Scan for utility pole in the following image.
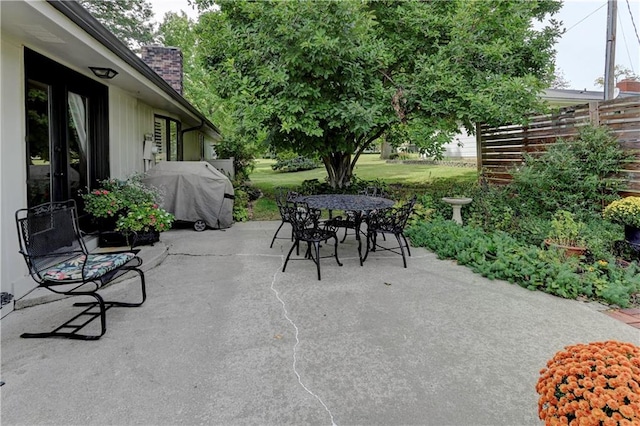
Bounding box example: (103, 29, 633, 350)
(604, 0, 617, 100)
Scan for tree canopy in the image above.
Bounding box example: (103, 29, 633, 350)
(79, 0, 156, 49)
(197, 0, 562, 187)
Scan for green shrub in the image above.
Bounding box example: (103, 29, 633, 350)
(271, 156, 321, 173)
(509, 125, 629, 218)
(216, 137, 258, 182)
(232, 188, 249, 222)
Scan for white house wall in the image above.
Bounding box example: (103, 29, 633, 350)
(1, 35, 31, 307)
(183, 132, 200, 161)
(108, 87, 153, 178)
(442, 132, 478, 159)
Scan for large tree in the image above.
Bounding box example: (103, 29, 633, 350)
(79, 0, 156, 49)
(196, 0, 562, 188)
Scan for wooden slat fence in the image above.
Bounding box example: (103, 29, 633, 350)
(478, 95, 640, 196)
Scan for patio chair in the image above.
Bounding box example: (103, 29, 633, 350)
(363, 196, 416, 268)
(333, 187, 390, 243)
(15, 200, 146, 340)
(362, 185, 389, 198)
(282, 202, 342, 280)
(269, 188, 300, 248)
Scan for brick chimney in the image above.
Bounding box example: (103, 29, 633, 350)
(616, 79, 640, 93)
(141, 46, 183, 95)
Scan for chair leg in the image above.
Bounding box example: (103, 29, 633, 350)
(21, 292, 106, 340)
(401, 233, 411, 256)
(341, 227, 349, 243)
(270, 221, 286, 248)
(98, 267, 147, 307)
(363, 232, 373, 263)
(314, 241, 321, 280)
(333, 235, 343, 267)
(282, 240, 298, 272)
(395, 233, 408, 268)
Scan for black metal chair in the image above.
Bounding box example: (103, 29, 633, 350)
(270, 188, 300, 248)
(333, 187, 389, 243)
(363, 196, 416, 268)
(282, 203, 342, 280)
(15, 200, 146, 340)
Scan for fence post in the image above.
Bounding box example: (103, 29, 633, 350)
(589, 101, 600, 126)
(476, 123, 483, 173)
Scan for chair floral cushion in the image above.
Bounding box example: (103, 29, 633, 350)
(42, 252, 136, 282)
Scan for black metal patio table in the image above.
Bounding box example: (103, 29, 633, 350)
(292, 194, 395, 266)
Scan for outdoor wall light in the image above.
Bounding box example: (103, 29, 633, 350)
(89, 66, 118, 79)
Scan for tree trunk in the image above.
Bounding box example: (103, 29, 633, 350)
(323, 152, 353, 189)
(380, 140, 393, 159)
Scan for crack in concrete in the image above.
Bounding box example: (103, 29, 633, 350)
(270, 255, 337, 426)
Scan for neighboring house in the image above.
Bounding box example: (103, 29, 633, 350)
(441, 81, 640, 159)
(0, 0, 221, 313)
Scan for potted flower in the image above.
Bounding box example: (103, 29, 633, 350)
(82, 188, 125, 219)
(116, 202, 174, 247)
(544, 210, 587, 257)
(603, 197, 640, 246)
(536, 340, 640, 425)
(81, 175, 168, 246)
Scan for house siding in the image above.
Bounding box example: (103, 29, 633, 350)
(183, 132, 201, 160)
(108, 87, 154, 178)
(1, 36, 32, 305)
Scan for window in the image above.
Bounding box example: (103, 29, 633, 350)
(154, 115, 181, 161)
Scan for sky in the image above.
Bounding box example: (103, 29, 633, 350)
(151, 0, 640, 91)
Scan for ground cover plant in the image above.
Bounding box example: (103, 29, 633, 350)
(406, 126, 640, 307)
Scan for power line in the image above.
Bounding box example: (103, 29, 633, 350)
(565, 1, 608, 33)
(625, 0, 640, 46)
(618, 9, 637, 72)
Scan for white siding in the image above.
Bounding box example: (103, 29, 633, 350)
(183, 131, 201, 160)
(442, 131, 477, 159)
(1, 36, 31, 305)
(108, 87, 153, 178)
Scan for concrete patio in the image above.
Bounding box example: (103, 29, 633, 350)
(1, 221, 639, 425)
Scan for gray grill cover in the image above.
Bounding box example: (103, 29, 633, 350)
(142, 161, 234, 229)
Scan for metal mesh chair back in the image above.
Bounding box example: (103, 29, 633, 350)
(270, 188, 303, 248)
(364, 196, 416, 268)
(361, 186, 389, 198)
(368, 196, 416, 232)
(15, 200, 87, 283)
(281, 202, 342, 280)
(286, 203, 322, 236)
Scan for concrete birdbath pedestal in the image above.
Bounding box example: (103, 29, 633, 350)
(442, 197, 473, 225)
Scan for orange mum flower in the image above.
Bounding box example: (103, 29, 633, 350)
(537, 341, 640, 425)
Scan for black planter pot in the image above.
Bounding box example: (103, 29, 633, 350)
(94, 214, 122, 233)
(131, 229, 160, 248)
(624, 225, 640, 250)
(99, 231, 129, 247)
(94, 214, 126, 247)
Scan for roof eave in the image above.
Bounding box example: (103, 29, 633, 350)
(47, 0, 221, 138)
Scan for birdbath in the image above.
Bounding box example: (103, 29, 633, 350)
(441, 197, 473, 225)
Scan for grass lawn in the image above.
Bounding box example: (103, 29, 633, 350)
(247, 154, 478, 220)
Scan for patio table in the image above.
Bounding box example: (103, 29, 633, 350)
(292, 194, 395, 266)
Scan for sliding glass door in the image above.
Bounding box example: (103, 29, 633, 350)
(25, 49, 109, 229)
